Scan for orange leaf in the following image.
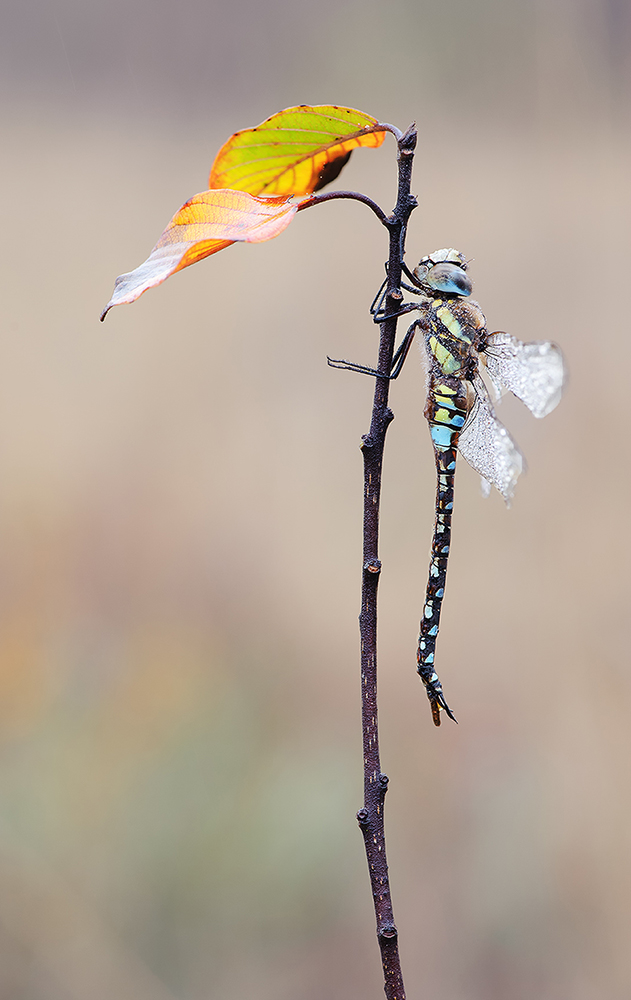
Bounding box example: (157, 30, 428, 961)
(208, 105, 387, 196)
(101, 189, 297, 319)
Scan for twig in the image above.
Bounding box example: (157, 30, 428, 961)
(297, 189, 388, 225)
(356, 123, 417, 1000)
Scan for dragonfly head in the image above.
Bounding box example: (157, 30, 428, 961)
(413, 248, 472, 297)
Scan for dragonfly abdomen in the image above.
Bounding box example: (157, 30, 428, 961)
(417, 377, 470, 725)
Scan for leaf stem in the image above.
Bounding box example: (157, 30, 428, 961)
(356, 122, 417, 1000)
(377, 121, 405, 142)
(297, 190, 388, 226)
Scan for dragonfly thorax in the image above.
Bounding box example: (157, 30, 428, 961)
(413, 248, 472, 298)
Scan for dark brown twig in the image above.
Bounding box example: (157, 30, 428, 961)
(355, 124, 417, 1000)
(304, 126, 417, 997)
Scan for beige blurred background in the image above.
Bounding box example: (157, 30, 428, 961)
(0, 1, 630, 997)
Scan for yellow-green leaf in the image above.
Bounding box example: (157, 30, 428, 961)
(208, 105, 387, 196)
(101, 190, 297, 319)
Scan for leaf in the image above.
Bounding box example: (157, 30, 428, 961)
(101, 189, 297, 319)
(102, 105, 387, 318)
(208, 105, 387, 196)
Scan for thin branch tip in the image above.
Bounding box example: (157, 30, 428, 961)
(400, 122, 417, 146)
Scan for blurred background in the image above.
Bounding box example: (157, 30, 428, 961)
(0, 0, 630, 997)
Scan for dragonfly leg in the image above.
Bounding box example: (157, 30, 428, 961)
(369, 274, 389, 318)
(328, 320, 420, 380)
(372, 300, 420, 324)
(370, 261, 423, 324)
(327, 357, 393, 378)
(389, 319, 419, 378)
(401, 260, 422, 288)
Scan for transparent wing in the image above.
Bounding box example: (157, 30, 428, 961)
(482, 332, 565, 418)
(458, 375, 524, 504)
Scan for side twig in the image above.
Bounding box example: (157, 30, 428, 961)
(357, 124, 417, 1000)
(297, 189, 388, 225)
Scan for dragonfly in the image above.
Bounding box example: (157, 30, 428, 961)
(329, 248, 566, 725)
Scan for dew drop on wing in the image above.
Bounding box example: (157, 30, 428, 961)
(457, 375, 524, 504)
(482, 333, 566, 419)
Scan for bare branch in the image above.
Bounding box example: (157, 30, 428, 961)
(354, 123, 418, 1000)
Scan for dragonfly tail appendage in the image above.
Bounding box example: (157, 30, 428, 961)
(428, 691, 458, 727)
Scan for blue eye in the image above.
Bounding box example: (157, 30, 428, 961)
(426, 263, 472, 296)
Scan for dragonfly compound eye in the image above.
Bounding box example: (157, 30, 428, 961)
(425, 262, 472, 297)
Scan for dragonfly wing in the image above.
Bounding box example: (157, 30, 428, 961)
(482, 332, 565, 418)
(458, 375, 524, 504)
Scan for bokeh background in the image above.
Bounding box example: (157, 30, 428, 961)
(1, 1, 630, 997)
